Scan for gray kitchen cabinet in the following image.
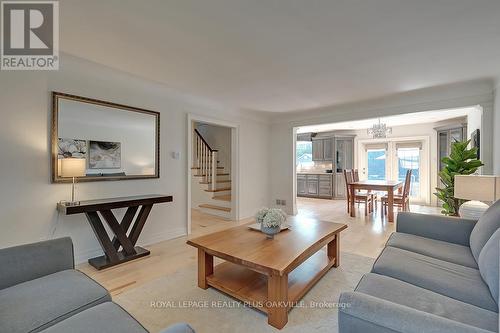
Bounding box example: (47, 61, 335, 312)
(296, 133, 353, 199)
(323, 138, 334, 160)
(437, 125, 466, 172)
(297, 174, 332, 198)
(312, 138, 334, 161)
(297, 176, 307, 195)
(306, 175, 319, 195)
(436, 124, 466, 187)
(335, 173, 346, 198)
(334, 136, 354, 199)
(312, 140, 324, 161)
(335, 137, 354, 173)
(318, 175, 333, 197)
(307, 181, 319, 195)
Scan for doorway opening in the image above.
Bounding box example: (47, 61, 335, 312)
(187, 115, 239, 235)
(292, 106, 483, 216)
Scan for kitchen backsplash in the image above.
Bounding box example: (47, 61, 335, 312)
(297, 161, 333, 173)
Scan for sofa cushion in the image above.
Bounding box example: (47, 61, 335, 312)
(160, 323, 196, 333)
(470, 199, 500, 262)
(386, 232, 478, 268)
(372, 246, 497, 312)
(478, 228, 500, 306)
(40, 302, 147, 333)
(355, 273, 498, 332)
(0, 269, 111, 333)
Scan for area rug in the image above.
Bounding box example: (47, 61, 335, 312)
(115, 252, 374, 333)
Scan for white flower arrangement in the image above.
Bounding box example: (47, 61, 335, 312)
(256, 207, 287, 228)
(255, 207, 270, 223)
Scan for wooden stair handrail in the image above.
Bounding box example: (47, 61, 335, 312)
(193, 128, 221, 191)
(194, 129, 218, 152)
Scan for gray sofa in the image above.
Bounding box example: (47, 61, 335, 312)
(0, 237, 194, 333)
(339, 199, 500, 333)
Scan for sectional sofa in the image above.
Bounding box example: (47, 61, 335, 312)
(339, 200, 500, 333)
(0, 237, 193, 333)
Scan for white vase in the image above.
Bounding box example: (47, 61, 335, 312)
(260, 225, 280, 239)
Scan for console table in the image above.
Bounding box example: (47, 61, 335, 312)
(57, 194, 173, 270)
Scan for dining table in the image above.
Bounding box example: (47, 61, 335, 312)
(348, 180, 404, 222)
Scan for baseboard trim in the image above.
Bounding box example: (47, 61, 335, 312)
(74, 227, 187, 265)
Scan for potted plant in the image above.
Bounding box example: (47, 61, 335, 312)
(434, 139, 483, 216)
(255, 208, 287, 239)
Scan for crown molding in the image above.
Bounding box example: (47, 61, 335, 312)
(270, 80, 495, 125)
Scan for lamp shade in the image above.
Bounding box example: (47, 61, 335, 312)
(454, 175, 500, 202)
(60, 158, 86, 178)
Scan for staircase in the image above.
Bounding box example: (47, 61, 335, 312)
(192, 129, 232, 219)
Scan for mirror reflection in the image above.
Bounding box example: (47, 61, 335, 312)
(52, 93, 159, 182)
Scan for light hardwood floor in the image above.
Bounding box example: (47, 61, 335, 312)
(79, 198, 440, 296)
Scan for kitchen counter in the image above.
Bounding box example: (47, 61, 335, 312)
(297, 172, 333, 175)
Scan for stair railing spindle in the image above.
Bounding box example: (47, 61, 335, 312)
(211, 151, 217, 191)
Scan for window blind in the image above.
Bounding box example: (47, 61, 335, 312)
(364, 143, 388, 150)
(396, 141, 423, 150)
(297, 133, 313, 141)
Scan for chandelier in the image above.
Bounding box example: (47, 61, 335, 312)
(367, 118, 392, 138)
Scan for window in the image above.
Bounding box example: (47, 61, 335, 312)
(296, 141, 313, 168)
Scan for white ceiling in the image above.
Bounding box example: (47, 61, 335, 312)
(296, 107, 475, 133)
(61, 0, 500, 112)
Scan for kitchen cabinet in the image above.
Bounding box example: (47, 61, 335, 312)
(297, 175, 307, 195)
(312, 140, 324, 161)
(334, 136, 354, 199)
(297, 174, 333, 198)
(435, 124, 467, 199)
(319, 175, 333, 197)
(323, 138, 334, 160)
(297, 133, 354, 199)
(437, 125, 467, 178)
(306, 175, 319, 195)
(335, 173, 346, 198)
(312, 138, 334, 161)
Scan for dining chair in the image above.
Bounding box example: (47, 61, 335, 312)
(381, 169, 412, 215)
(344, 169, 374, 216)
(353, 168, 378, 209)
(353, 169, 360, 182)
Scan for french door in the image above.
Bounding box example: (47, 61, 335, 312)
(361, 140, 427, 203)
(366, 145, 387, 181)
(395, 143, 422, 199)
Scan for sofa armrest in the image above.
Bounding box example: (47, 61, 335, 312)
(0, 237, 74, 290)
(339, 292, 493, 333)
(396, 212, 477, 246)
(159, 323, 195, 333)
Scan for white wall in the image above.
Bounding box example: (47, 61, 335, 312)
(466, 108, 482, 144)
(0, 54, 271, 263)
(270, 81, 495, 215)
(494, 87, 500, 174)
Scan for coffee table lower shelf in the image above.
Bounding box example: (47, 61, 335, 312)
(206, 250, 335, 315)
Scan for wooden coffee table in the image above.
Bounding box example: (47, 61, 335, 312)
(187, 220, 347, 329)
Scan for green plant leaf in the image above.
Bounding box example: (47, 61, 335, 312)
(434, 139, 482, 216)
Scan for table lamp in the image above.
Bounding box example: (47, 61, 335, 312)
(60, 158, 86, 206)
(454, 175, 500, 219)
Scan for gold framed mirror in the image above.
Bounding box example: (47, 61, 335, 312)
(51, 92, 160, 183)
